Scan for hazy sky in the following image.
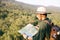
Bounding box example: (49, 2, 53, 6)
(16, 0, 60, 7)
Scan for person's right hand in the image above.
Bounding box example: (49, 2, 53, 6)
(22, 34, 27, 39)
(28, 37, 32, 40)
(35, 25, 39, 30)
(22, 34, 32, 40)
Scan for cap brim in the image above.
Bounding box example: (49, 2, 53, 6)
(46, 13, 51, 14)
(36, 13, 51, 14)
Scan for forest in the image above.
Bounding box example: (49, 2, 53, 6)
(0, 0, 60, 40)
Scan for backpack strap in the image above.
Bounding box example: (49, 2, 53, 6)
(44, 20, 53, 27)
(44, 20, 50, 24)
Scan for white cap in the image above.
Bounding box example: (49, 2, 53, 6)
(36, 7, 46, 14)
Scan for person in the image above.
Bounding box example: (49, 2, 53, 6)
(23, 7, 52, 40)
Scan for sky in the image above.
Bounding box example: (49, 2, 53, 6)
(15, 0, 60, 7)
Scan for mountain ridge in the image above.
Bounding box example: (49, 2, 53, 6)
(1, 0, 60, 13)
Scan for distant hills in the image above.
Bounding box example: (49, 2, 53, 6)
(1, 0, 60, 13)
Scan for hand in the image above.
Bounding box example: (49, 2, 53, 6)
(22, 34, 32, 40)
(22, 34, 27, 39)
(28, 37, 32, 40)
(35, 25, 39, 30)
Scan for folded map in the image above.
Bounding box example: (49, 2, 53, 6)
(18, 24, 38, 37)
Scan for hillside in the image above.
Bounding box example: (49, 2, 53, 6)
(1, 0, 60, 13)
(0, 0, 60, 40)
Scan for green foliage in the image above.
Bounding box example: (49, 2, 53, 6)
(0, 1, 35, 40)
(0, 1, 60, 40)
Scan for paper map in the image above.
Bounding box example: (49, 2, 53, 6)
(18, 24, 38, 37)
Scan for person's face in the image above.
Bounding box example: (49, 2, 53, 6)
(36, 13, 42, 20)
(36, 13, 46, 20)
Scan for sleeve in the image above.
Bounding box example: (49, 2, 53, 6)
(36, 22, 47, 40)
(38, 22, 47, 30)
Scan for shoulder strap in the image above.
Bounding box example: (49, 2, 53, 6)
(44, 20, 50, 24)
(44, 20, 53, 26)
(44, 20, 55, 28)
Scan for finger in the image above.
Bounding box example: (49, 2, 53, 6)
(28, 37, 32, 40)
